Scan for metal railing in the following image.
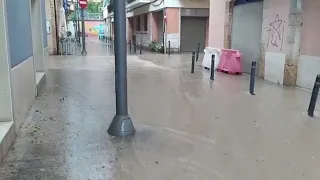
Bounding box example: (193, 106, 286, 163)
(86, 13, 103, 20)
(108, 0, 144, 13)
(59, 37, 81, 55)
(67, 11, 103, 21)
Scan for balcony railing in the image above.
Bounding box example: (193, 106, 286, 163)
(107, 0, 151, 14)
(67, 11, 104, 21)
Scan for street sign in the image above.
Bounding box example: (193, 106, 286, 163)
(63, 0, 68, 12)
(79, 0, 88, 9)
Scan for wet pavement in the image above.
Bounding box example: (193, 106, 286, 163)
(1, 41, 320, 179)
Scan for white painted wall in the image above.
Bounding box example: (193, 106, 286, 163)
(297, 0, 320, 89)
(125, 0, 209, 17)
(262, 0, 289, 84)
(297, 56, 320, 89)
(0, 0, 14, 123)
(30, 0, 45, 73)
(11, 57, 37, 131)
(165, 0, 209, 8)
(127, 2, 164, 17)
(103, 6, 108, 19)
(264, 52, 285, 84)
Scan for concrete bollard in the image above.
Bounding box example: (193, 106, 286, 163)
(249, 61, 257, 95)
(191, 52, 195, 74)
(308, 74, 320, 117)
(168, 41, 171, 55)
(210, 54, 215, 81)
(196, 43, 200, 61)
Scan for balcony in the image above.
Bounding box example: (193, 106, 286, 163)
(126, 0, 151, 10)
(107, 0, 151, 14)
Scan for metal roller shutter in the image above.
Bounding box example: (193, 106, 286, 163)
(231, 1, 263, 74)
(180, 17, 206, 52)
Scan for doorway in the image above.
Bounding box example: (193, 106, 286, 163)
(231, 1, 263, 74)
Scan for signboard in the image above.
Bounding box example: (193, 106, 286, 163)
(63, 0, 68, 12)
(79, 0, 88, 9)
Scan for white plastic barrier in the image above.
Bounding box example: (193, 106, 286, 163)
(202, 47, 222, 70)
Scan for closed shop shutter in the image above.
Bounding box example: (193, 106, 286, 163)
(180, 17, 206, 52)
(231, 1, 263, 73)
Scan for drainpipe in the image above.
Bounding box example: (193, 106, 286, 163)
(53, 0, 59, 54)
(163, 9, 167, 54)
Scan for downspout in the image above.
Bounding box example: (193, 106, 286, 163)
(225, 0, 235, 49)
(53, 0, 59, 54)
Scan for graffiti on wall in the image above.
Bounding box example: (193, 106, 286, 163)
(267, 15, 285, 51)
(84, 21, 104, 37)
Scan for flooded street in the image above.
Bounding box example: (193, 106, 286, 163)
(1, 42, 320, 179)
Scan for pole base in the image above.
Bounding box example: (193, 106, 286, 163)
(107, 115, 135, 137)
(81, 50, 87, 55)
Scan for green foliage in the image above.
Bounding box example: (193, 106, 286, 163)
(67, 11, 76, 21)
(87, 0, 103, 13)
(149, 41, 164, 53)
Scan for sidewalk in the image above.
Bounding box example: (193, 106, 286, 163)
(0, 53, 320, 179)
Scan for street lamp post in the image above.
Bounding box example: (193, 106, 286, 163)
(107, 0, 135, 136)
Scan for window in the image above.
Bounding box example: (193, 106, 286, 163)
(136, 16, 141, 31)
(143, 14, 148, 31)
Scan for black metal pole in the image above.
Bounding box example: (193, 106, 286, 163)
(308, 74, 320, 117)
(196, 43, 200, 61)
(76, 1, 81, 46)
(250, 61, 256, 95)
(108, 0, 135, 137)
(140, 44, 142, 54)
(191, 52, 195, 73)
(210, 55, 215, 81)
(134, 40, 136, 53)
(129, 40, 131, 52)
(74, 20, 77, 43)
(168, 41, 171, 55)
(80, 8, 87, 55)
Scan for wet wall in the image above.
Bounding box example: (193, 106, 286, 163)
(6, 0, 33, 68)
(41, 0, 48, 48)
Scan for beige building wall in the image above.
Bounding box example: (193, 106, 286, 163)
(297, 0, 320, 89)
(45, 0, 59, 55)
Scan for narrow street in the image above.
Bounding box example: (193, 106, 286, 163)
(0, 40, 320, 179)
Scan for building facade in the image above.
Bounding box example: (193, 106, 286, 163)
(208, 0, 320, 90)
(104, 0, 210, 53)
(0, 0, 47, 162)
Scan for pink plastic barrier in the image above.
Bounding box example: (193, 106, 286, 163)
(217, 49, 242, 74)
